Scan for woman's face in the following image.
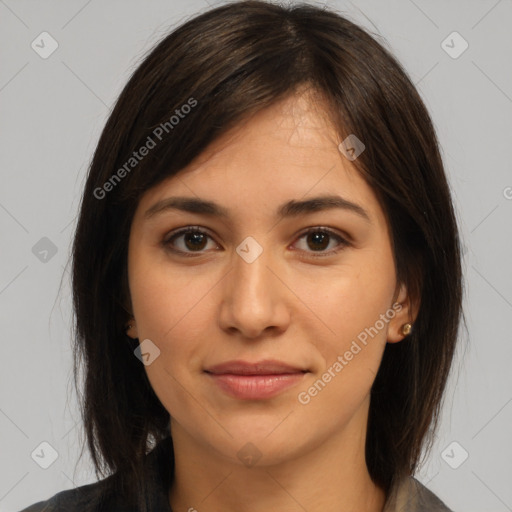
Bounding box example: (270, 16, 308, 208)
(127, 91, 412, 467)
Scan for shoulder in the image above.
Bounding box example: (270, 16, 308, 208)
(384, 476, 454, 512)
(18, 475, 121, 512)
(19, 436, 174, 512)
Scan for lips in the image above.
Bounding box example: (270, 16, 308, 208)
(204, 359, 308, 400)
(205, 359, 307, 375)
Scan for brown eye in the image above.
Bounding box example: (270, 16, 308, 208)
(306, 231, 330, 251)
(293, 228, 349, 256)
(163, 226, 349, 258)
(163, 227, 219, 255)
(183, 232, 208, 251)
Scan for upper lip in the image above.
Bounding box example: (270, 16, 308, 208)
(205, 359, 308, 375)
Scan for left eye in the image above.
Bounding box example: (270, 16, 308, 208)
(293, 228, 348, 255)
(162, 227, 348, 256)
(163, 227, 218, 254)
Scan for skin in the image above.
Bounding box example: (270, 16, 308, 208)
(126, 88, 417, 512)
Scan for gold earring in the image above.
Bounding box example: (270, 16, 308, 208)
(401, 323, 412, 336)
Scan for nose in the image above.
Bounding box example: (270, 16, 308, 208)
(218, 245, 291, 339)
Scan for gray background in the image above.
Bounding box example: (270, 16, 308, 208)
(1, 0, 511, 511)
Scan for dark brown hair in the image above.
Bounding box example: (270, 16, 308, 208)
(71, 0, 463, 506)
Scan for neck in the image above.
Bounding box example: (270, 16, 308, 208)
(168, 402, 386, 512)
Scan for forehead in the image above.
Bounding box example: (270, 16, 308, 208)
(187, 89, 341, 172)
(133, 90, 383, 227)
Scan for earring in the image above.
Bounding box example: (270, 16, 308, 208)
(401, 323, 413, 336)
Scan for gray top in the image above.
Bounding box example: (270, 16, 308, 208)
(20, 436, 453, 511)
(383, 475, 453, 511)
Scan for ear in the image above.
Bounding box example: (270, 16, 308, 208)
(119, 262, 138, 338)
(387, 282, 420, 343)
(125, 319, 139, 340)
(120, 272, 139, 339)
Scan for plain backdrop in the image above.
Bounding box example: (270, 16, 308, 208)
(1, 1, 511, 511)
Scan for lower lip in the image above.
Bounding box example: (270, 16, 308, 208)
(206, 372, 306, 400)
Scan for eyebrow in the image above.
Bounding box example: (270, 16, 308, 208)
(144, 194, 371, 223)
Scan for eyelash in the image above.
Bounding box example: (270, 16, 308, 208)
(161, 226, 350, 258)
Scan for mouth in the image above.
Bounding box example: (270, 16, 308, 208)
(204, 359, 309, 400)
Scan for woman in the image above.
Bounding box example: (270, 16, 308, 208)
(21, 1, 462, 511)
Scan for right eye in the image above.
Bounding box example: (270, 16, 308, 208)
(162, 226, 221, 256)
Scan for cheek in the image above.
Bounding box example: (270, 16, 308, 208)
(129, 254, 222, 374)
(297, 249, 396, 375)
(312, 259, 394, 332)
(129, 261, 216, 418)
(130, 248, 203, 339)
(294, 258, 396, 420)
